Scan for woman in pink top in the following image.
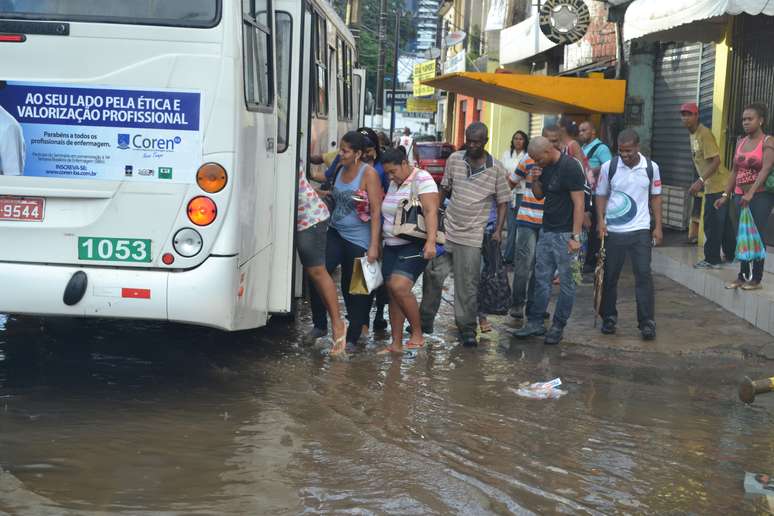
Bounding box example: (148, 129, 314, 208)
(378, 148, 439, 354)
(296, 168, 347, 355)
(715, 103, 774, 290)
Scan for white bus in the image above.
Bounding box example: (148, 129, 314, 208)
(0, 0, 365, 331)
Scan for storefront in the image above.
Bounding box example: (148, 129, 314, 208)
(651, 42, 716, 188)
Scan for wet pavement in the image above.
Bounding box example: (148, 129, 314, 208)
(3, 272, 774, 514)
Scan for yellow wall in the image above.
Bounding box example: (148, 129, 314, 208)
(711, 21, 734, 162)
(484, 62, 530, 160)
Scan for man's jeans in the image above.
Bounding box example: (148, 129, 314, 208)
(528, 231, 576, 329)
(511, 225, 539, 312)
(420, 241, 481, 339)
(600, 229, 654, 327)
(703, 192, 735, 264)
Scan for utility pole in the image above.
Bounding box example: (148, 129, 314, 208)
(374, 0, 387, 130)
(389, 10, 400, 143)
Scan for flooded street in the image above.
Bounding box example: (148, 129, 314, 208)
(2, 298, 774, 515)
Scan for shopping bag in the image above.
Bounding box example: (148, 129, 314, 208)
(736, 206, 767, 263)
(349, 256, 383, 295)
(477, 234, 511, 315)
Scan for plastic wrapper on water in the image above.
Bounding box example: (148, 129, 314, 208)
(511, 378, 567, 400)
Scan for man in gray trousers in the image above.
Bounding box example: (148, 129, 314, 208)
(417, 122, 511, 347)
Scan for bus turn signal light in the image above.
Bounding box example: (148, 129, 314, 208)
(187, 196, 217, 226)
(196, 163, 227, 193)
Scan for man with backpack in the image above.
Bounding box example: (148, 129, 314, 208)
(579, 121, 613, 273)
(596, 129, 663, 341)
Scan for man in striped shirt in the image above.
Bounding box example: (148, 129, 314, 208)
(419, 122, 511, 347)
(509, 154, 544, 320)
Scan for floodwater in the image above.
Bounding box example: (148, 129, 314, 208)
(2, 305, 774, 515)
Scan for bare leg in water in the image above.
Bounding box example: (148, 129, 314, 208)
(306, 265, 347, 355)
(381, 275, 424, 353)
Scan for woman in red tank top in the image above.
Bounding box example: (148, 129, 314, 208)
(716, 103, 774, 289)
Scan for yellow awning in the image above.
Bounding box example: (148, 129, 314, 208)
(423, 72, 627, 114)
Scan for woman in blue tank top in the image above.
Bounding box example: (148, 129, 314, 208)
(308, 131, 383, 347)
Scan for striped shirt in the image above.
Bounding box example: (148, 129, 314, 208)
(382, 168, 438, 246)
(441, 150, 511, 248)
(510, 156, 544, 229)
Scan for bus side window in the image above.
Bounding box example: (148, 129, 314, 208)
(313, 12, 328, 118)
(336, 37, 345, 121)
(345, 44, 353, 120)
(243, 0, 273, 110)
(275, 11, 292, 153)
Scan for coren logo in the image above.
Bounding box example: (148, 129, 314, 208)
(116, 134, 182, 152)
(117, 133, 130, 150)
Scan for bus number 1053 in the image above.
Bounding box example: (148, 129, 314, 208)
(78, 237, 152, 263)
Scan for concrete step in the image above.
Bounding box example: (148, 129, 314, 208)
(652, 246, 774, 337)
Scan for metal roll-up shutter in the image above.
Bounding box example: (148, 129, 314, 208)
(652, 42, 703, 188)
(699, 43, 716, 128)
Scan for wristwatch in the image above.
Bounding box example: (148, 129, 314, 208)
(571, 233, 581, 242)
(698, 176, 706, 184)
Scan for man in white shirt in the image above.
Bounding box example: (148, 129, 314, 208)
(596, 129, 663, 341)
(0, 104, 25, 176)
(398, 127, 413, 162)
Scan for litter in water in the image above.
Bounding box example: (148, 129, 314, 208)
(511, 378, 567, 400)
(743, 472, 774, 495)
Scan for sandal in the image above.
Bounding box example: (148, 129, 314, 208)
(329, 325, 348, 357)
(742, 282, 763, 291)
(725, 279, 745, 290)
(479, 320, 493, 333)
(405, 339, 425, 350)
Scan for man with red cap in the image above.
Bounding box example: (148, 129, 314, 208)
(680, 102, 735, 268)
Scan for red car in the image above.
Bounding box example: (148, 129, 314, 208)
(412, 142, 456, 184)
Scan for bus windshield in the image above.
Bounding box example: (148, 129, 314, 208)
(0, 0, 220, 28)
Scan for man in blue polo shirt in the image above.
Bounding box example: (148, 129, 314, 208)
(579, 121, 612, 274)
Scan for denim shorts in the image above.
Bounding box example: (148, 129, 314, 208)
(296, 219, 328, 268)
(382, 242, 427, 282)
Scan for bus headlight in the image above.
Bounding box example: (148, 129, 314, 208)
(173, 228, 203, 257)
(197, 163, 228, 193)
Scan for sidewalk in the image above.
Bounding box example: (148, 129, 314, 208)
(652, 243, 774, 339)
(427, 264, 774, 361)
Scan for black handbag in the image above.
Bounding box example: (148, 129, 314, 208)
(392, 173, 446, 245)
(477, 234, 511, 315)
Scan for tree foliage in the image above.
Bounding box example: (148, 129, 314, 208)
(332, 0, 419, 96)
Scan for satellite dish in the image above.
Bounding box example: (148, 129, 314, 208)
(444, 30, 466, 47)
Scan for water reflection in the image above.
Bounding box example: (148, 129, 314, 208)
(0, 310, 774, 514)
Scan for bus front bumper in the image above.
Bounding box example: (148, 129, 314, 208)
(0, 256, 239, 330)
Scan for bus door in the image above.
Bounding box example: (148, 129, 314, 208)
(353, 68, 366, 128)
(267, 2, 305, 313)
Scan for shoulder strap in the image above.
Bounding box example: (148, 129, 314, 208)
(586, 142, 602, 161)
(329, 163, 343, 188)
(608, 156, 619, 187)
(646, 158, 654, 196)
(407, 169, 421, 201)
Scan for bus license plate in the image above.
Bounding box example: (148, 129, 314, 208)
(0, 196, 45, 221)
(78, 237, 152, 263)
